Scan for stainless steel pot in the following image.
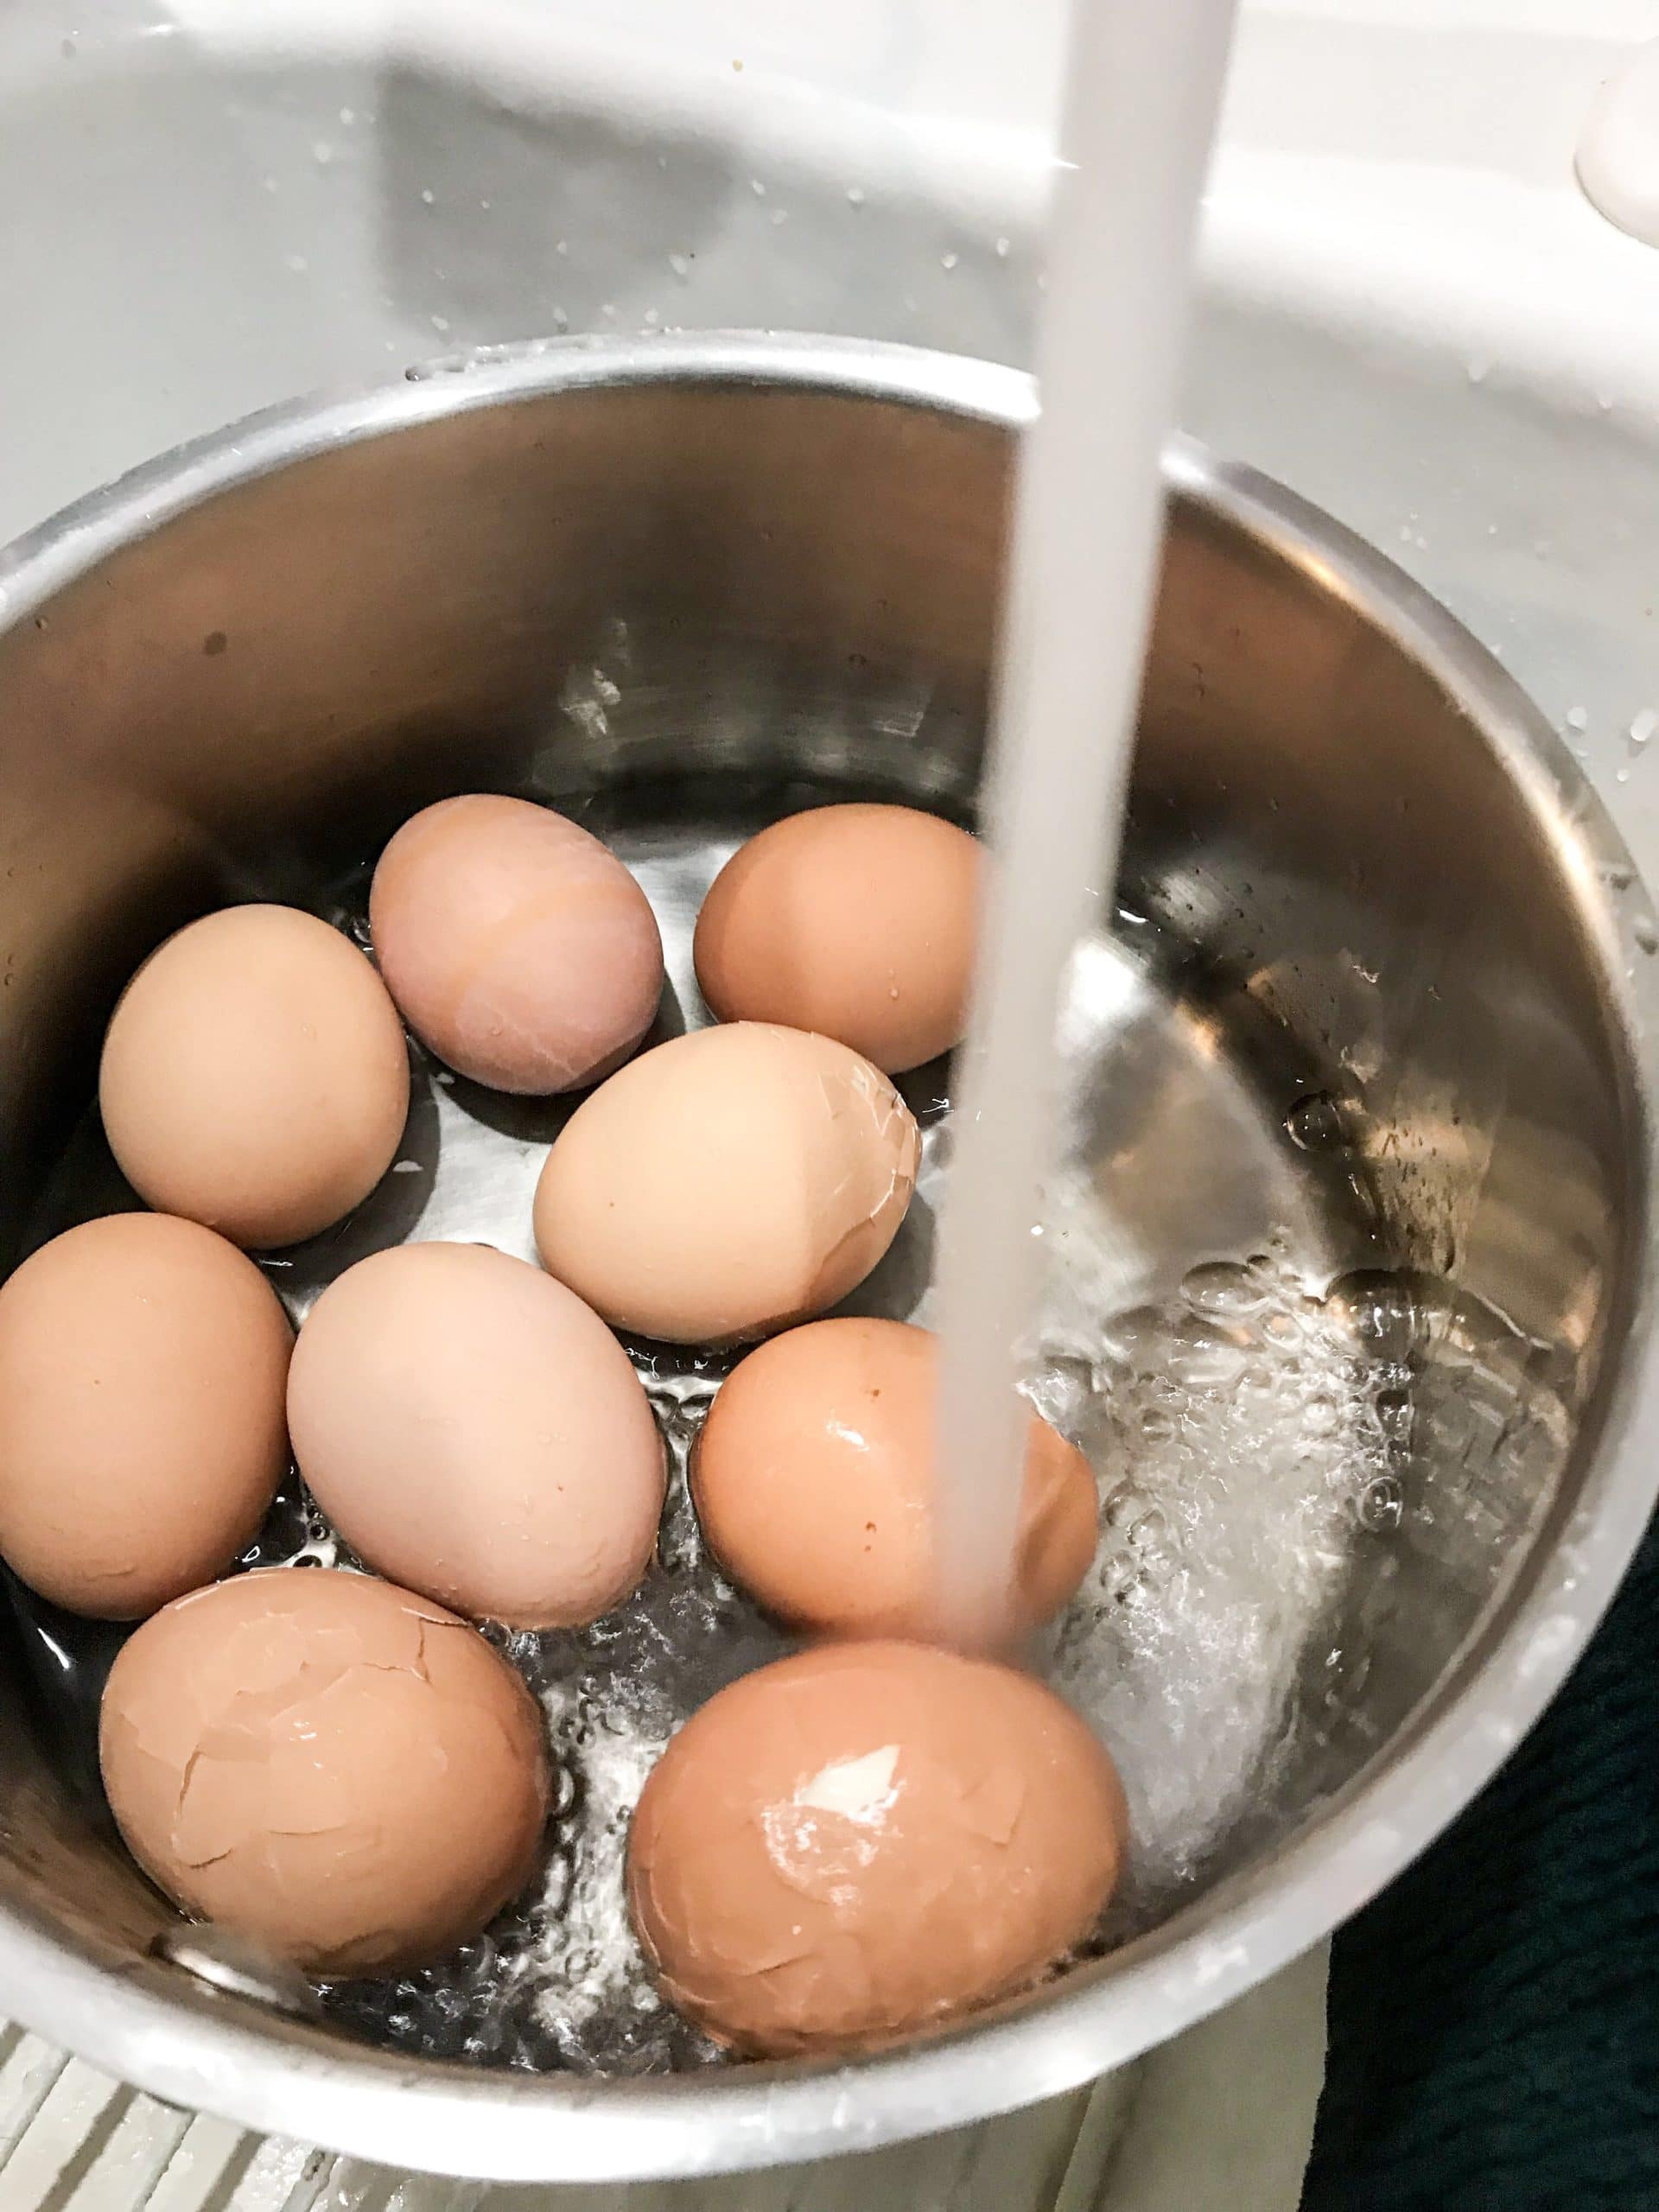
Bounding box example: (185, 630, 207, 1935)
(0, 334, 1655, 2183)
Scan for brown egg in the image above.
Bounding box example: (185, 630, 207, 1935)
(99, 904, 410, 1249)
(693, 1318, 1096, 1640)
(0, 1214, 291, 1618)
(534, 1023, 920, 1344)
(100, 1568, 549, 1975)
(628, 1640, 1126, 2054)
(694, 804, 981, 1073)
(289, 1243, 664, 1628)
(370, 794, 664, 1094)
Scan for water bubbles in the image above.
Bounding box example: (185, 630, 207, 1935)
(1375, 1384, 1413, 1445)
(1324, 1269, 1418, 1363)
(1164, 1313, 1249, 1390)
(1284, 1090, 1349, 1152)
(1359, 1475, 1404, 1531)
(1301, 1391, 1339, 1439)
(1179, 1257, 1270, 1320)
(1052, 1246, 1394, 1892)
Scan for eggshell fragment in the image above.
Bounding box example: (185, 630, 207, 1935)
(693, 1317, 1096, 1639)
(99, 904, 410, 1248)
(100, 1568, 549, 1976)
(534, 1023, 920, 1344)
(0, 1213, 291, 1618)
(694, 803, 980, 1072)
(288, 1243, 664, 1628)
(370, 794, 664, 1093)
(627, 1640, 1126, 2054)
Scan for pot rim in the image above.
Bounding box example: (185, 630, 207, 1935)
(1, 331, 1656, 2183)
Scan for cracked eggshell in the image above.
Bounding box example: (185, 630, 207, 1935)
(695, 803, 981, 1073)
(288, 1243, 664, 1629)
(692, 1318, 1098, 1639)
(627, 1640, 1126, 2055)
(369, 794, 664, 1094)
(99, 1567, 550, 1977)
(99, 904, 410, 1249)
(533, 1023, 921, 1344)
(0, 1214, 291, 1618)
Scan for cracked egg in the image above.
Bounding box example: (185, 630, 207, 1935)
(99, 1567, 549, 1976)
(626, 1639, 1127, 2055)
(533, 1023, 920, 1344)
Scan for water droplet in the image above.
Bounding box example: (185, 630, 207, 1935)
(941, 251, 958, 270)
(770, 207, 789, 226)
(1566, 706, 1589, 734)
(1635, 913, 1658, 955)
(420, 188, 435, 206)
(667, 252, 692, 282)
(995, 235, 1012, 257)
(847, 187, 865, 207)
(1627, 707, 1657, 751)
(1466, 357, 1490, 385)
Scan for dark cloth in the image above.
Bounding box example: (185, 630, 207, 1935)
(1303, 1510, 1659, 2210)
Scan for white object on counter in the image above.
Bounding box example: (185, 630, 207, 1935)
(1577, 37, 1659, 247)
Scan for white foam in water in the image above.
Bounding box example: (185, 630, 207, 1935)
(931, 0, 1242, 1644)
(1035, 1239, 1389, 1897)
